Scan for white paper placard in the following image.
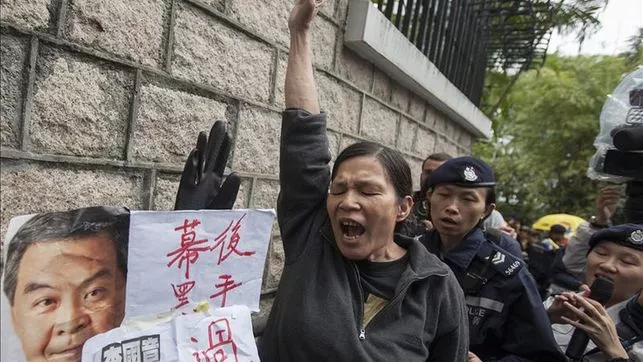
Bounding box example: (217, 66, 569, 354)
(82, 305, 258, 362)
(82, 322, 175, 362)
(125, 210, 275, 320)
(176, 306, 259, 362)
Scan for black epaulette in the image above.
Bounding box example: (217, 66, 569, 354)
(476, 241, 523, 278)
(458, 240, 524, 295)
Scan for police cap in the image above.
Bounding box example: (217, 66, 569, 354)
(589, 223, 643, 252)
(426, 156, 496, 188)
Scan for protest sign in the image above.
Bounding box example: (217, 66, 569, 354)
(1, 206, 130, 362)
(124, 209, 275, 319)
(1, 207, 273, 362)
(81, 305, 258, 362)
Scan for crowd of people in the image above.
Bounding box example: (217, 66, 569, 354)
(2, 0, 640, 361)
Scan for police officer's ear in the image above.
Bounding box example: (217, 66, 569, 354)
(481, 203, 496, 221)
(396, 195, 414, 222)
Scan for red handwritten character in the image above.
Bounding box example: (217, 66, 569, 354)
(212, 214, 255, 265)
(209, 274, 242, 308)
(208, 318, 239, 362)
(167, 219, 210, 279)
(191, 318, 239, 362)
(171, 280, 196, 309)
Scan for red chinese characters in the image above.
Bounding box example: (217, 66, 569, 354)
(209, 274, 242, 308)
(165, 214, 254, 311)
(191, 318, 239, 362)
(167, 219, 210, 279)
(172, 280, 196, 309)
(211, 214, 255, 265)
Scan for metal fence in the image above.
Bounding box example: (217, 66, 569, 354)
(371, 0, 553, 106)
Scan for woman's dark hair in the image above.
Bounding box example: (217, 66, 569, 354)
(331, 141, 413, 201)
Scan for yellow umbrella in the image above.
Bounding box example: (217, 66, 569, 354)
(532, 214, 587, 233)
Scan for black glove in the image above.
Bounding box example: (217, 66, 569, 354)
(174, 121, 241, 210)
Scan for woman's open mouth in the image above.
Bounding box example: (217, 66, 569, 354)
(339, 218, 365, 240)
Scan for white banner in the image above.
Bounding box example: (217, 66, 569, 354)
(1, 207, 273, 362)
(82, 305, 259, 362)
(125, 210, 275, 320)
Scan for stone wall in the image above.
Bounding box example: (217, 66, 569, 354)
(0, 0, 475, 320)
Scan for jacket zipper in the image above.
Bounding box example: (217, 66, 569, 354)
(320, 229, 441, 342)
(352, 262, 367, 341)
(363, 278, 416, 334)
(353, 263, 426, 341)
(320, 229, 368, 341)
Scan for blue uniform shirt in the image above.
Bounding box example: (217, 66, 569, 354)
(421, 228, 566, 361)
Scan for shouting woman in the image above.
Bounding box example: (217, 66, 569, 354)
(258, 1, 468, 361)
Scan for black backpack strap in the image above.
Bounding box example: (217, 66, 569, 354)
(459, 257, 497, 295)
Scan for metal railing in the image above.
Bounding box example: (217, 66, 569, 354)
(371, 0, 552, 106)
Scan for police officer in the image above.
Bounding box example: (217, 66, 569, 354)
(419, 156, 566, 361)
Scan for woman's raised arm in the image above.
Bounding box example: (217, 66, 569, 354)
(277, 0, 331, 264)
(284, 0, 323, 113)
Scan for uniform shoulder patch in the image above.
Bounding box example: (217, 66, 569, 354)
(476, 241, 523, 278)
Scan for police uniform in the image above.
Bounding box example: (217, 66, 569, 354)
(419, 156, 566, 361)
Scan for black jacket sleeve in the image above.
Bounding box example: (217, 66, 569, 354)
(277, 109, 331, 264)
(497, 269, 567, 361)
(550, 249, 583, 290)
(429, 272, 469, 362)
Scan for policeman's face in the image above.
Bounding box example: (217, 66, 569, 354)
(10, 234, 126, 362)
(586, 241, 643, 306)
(420, 159, 445, 188)
(429, 185, 493, 242)
(327, 155, 412, 261)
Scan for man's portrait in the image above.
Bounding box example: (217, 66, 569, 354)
(1, 206, 130, 362)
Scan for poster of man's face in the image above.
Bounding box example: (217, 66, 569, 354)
(1, 206, 130, 362)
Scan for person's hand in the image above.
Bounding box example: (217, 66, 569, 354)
(288, 0, 325, 32)
(174, 121, 241, 211)
(467, 351, 483, 362)
(561, 294, 629, 359)
(547, 287, 590, 324)
(422, 219, 434, 230)
(498, 224, 517, 239)
(595, 186, 621, 225)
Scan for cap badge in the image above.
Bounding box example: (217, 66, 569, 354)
(629, 230, 643, 245)
(463, 166, 478, 182)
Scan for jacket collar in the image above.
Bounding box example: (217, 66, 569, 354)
(320, 218, 450, 279)
(425, 228, 486, 270)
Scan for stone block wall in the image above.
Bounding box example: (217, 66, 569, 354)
(0, 0, 475, 320)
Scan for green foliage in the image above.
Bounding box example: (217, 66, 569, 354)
(621, 27, 643, 66)
(474, 54, 636, 224)
(551, 0, 607, 46)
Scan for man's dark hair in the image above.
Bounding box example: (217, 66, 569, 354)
(550, 224, 567, 235)
(2, 206, 129, 305)
(422, 152, 453, 169)
(418, 153, 454, 198)
(333, 141, 413, 201)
